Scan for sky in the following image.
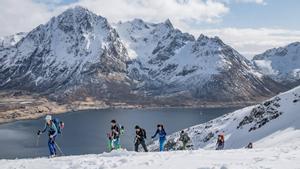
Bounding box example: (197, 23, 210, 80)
(0, 0, 299, 58)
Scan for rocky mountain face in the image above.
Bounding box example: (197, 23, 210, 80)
(0, 7, 136, 103)
(0, 6, 284, 105)
(115, 19, 281, 101)
(252, 42, 300, 87)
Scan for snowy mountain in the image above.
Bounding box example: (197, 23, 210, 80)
(0, 6, 284, 105)
(0, 32, 27, 50)
(148, 85, 300, 151)
(115, 19, 281, 101)
(0, 7, 136, 102)
(252, 42, 300, 85)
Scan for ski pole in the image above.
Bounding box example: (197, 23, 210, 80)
(36, 135, 40, 146)
(54, 141, 65, 156)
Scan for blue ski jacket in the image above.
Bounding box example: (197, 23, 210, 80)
(41, 121, 58, 138)
(152, 129, 166, 141)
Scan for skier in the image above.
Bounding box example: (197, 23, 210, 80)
(134, 125, 148, 152)
(110, 119, 121, 150)
(37, 115, 58, 157)
(216, 132, 225, 150)
(246, 142, 253, 149)
(151, 124, 167, 152)
(178, 130, 190, 150)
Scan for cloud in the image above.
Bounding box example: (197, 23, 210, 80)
(0, 0, 59, 36)
(70, 0, 229, 28)
(235, 0, 266, 5)
(190, 28, 300, 58)
(0, 0, 229, 37)
(0, 0, 299, 59)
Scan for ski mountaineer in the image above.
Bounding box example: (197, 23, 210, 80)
(246, 142, 253, 149)
(37, 115, 58, 157)
(151, 124, 167, 152)
(110, 119, 121, 150)
(134, 125, 148, 152)
(178, 130, 190, 150)
(216, 132, 225, 150)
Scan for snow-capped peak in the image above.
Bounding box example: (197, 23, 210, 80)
(252, 41, 300, 83)
(115, 18, 277, 100)
(162, 19, 174, 29)
(0, 6, 129, 96)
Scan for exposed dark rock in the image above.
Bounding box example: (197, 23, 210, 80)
(237, 97, 283, 132)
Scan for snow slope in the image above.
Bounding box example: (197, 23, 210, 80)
(0, 147, 299, 169)
(253, 42, 300, 83)
(148, 85, 300, 151)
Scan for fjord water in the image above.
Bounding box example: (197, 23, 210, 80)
(0, 107, 240, 159)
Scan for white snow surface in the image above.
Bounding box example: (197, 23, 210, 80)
(0, 148, 299, 169)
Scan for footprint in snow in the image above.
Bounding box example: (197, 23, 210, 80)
(109, 163, 118, 168)
(118, 158, 128, 163)
(253, 157, 264, 162)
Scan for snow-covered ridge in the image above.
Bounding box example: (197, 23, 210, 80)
(148, 85, 300, 151)
(252, 42, 300, 83)
(115, 18, 278, 100)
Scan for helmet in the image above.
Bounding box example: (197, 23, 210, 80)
(135, 125, 140, 129)
(45, 115, 52, 121)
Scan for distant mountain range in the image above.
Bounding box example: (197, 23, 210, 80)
(252, 42, 300, 86)
(0, 6, 298, 106)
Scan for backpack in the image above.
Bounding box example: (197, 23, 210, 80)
(52, 118, 64, 134)
(142, 128, 147, 139)
(218, 134, 224, 143)
(119, 124, 125, 135)
(180, 133, 190, 142)
(183, 134, 190, 142)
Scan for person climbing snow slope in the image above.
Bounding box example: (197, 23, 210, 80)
(216, 132, 225, 150)
(134, 125, 148, 152)
(37, 115, 63, 157)
(152, 124, 167, 152)
(110, 120, 121, 150)
(178, 130, 190, 150)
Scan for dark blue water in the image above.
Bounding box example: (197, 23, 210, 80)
(0, 107, 240, 159)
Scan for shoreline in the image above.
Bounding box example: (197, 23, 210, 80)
(0, 90, 265, 125)
(0, 101, 257, 125)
